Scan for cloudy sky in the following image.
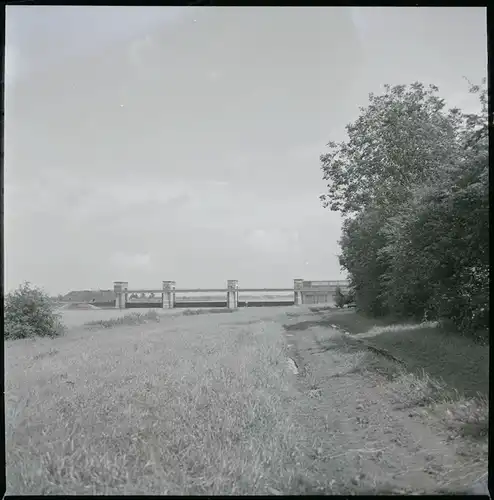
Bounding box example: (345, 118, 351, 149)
(5, 7, 486, 295)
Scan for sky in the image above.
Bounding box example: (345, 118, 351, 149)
(4, 7, 487, 295)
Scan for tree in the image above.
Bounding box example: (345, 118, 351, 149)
(379, 79, 488, 330)
(338, 206, 390, 316)
(321, 79, 488, 333)
(320, 82, 461, 216)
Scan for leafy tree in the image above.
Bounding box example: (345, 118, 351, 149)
(321, 79, 488, 334)
(380, 80, 488, 330)
(320, 82, 460, 216)
(4, 282, 67, 340)
(338, 207, 391, 316)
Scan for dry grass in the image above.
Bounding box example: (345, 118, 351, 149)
(440, 394, 489, 440)
(329, 313, 488, 491)
(84, 310, 162, 329)
(5, 312, 321, 495)
(365, 320, 440, 336)
(58, 308, 170, 329)
(354, 348, 488, 446)
(319, 310, 404, 334)
(326, 312, 489, 399)
(327, 314, 489, 419)
(182, 308, 236, 316)
(388, 370, 450, 409)
(6, 305, 489, 495)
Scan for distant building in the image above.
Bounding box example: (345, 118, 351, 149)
(62, 290, 116, 303)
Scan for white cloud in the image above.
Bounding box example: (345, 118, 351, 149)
(207, 70, 221, 81)
(206, 180, 229, 187)
(350, 7, 370, 45)
(4, 168, 237, 234)
(4, 44, 22, 87)
(128, 34, 156, 77)
(444, 89, 482, 115)
(246, 228, 300, 254)
(111, 252, 152, 270)
(44, 173, 192, 221)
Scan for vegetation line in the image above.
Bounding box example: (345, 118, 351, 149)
(319, 79, 488, 342)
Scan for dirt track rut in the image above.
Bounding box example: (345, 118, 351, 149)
(282, 310, 486, 495)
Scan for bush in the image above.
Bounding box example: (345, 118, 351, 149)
(334, 286, 355, 308)
(333, 286, 345, 308)
(344, 288, 356, 307)
(4, 282, 67, 340)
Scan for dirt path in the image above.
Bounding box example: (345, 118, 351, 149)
(282, 310, 488, 495)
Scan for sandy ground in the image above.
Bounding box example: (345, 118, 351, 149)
(6, 305, 488, 495)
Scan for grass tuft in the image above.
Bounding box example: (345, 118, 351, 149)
(389, 370, 450, 409)
(182, 308, 236, 316)
(324, 312, 488, 399)
(84, 310, 161, 329)
(441, 395, 489, 440)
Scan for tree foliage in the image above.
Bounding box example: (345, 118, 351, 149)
(320, 82, 460, 216)
(334, 286, 346, 308)
(4, 282, 67, 340)
(321, 79, 488, 337)
(334, 285, 356, 309)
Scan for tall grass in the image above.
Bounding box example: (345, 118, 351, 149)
(326, 312, 489, 399)
(6, 313, 320, 495)
(84, 310, 161, 329)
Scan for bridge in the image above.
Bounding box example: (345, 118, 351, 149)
(113, 279, 350, 309)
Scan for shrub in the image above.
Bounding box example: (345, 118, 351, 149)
(333, 286, 346, 308)
(334, 286, 355, 308)
(4, 282, 66, 340)
(344, 288, 356, 306)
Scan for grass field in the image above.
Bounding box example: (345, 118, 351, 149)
(325, 310, 489, 398)
(56, 308, 179, 328)
(5, 305, 489, 495)
(5, 307, 318, 495)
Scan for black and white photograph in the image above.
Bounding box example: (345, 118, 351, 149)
(4, 6, 489, 496)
